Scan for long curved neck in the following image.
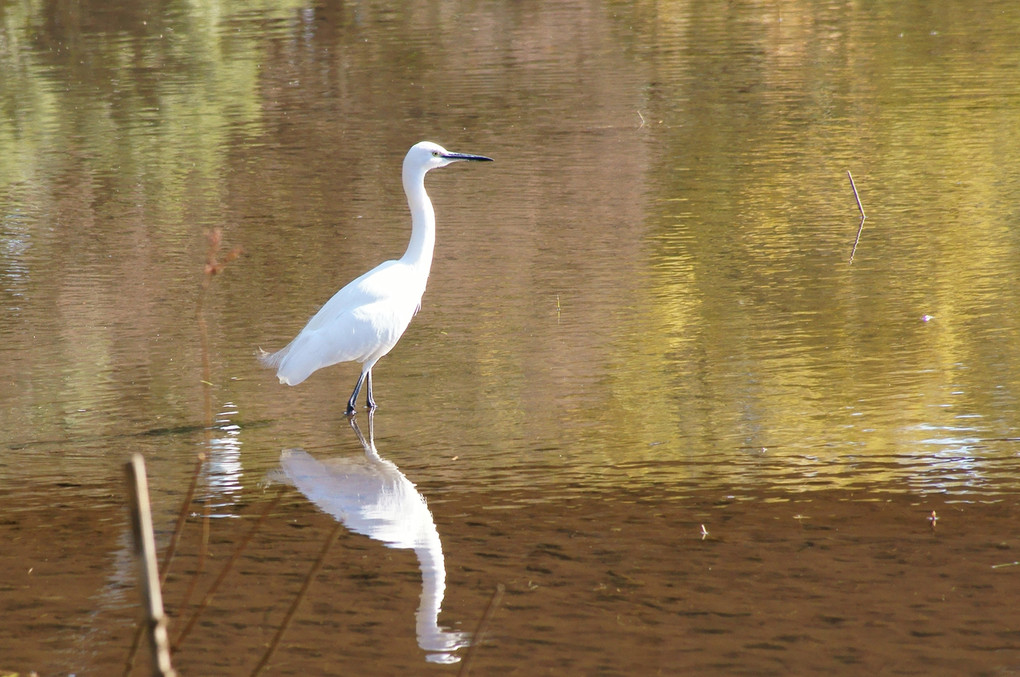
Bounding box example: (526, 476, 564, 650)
(400, 167, 435, 272)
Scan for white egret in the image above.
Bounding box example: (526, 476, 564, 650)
(260, 141, 492, 414)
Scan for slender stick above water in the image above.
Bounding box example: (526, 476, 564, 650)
(124, 454, 177, 677)
(847, 170, 867, 264)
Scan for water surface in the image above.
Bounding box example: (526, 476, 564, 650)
(2, 0, 1020, 674)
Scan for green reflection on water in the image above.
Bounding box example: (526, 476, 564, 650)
(1, 0, 1018, 497)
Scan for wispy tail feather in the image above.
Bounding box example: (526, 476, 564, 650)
(258, 346, 282, 369)
(257, 345, 296, 385)
(258, 333, 326, 386)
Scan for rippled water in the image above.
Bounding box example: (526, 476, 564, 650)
(2, 0, 1020, 674)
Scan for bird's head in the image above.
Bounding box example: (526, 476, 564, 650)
(405, 141, 493, 174)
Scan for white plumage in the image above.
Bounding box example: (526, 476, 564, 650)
(260, 141, 491, 414)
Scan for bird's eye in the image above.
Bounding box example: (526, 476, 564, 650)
(431, 151, 440, 157)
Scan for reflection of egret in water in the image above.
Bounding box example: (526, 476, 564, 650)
(276, 412, 469, 664)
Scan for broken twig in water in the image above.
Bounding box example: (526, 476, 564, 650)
(169, 226, 244, 639)
(251, 521, 345, 677)
(174, 498, 212, 618)
(125, 454, 177, 677)
(124, 229, 244, 676)
(160, 452, 206, 587)
(172, 488, 285, 651)
(458, 583, 506, 677)
(847, 170, 867, 264)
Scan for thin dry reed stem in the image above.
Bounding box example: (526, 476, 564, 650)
(172, 489, 285, 652)
(847, 170, 867, 264)
(125, 454, 177, 677)
(458, 583, 506, 677)
(250, 522, 345, 677)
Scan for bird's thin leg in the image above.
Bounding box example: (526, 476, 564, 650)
(347, 372, 367, 416)
(365, 370, 377, 410)
(348, 410, 379, 460)
(349, 415, 367, 448)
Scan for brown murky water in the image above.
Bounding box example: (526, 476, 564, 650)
(3, 0, 1020, 674)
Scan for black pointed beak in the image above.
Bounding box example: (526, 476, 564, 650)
(442, 151, 493, 162)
